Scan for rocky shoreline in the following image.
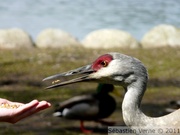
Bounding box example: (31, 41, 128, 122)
(0, 24, 179, 49)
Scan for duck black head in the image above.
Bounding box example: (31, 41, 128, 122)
(96, 83, 114, 94)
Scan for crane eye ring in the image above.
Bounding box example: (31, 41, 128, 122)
(101, 61, 108, 67)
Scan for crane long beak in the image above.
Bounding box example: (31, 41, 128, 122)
(43, 65, 95, 89)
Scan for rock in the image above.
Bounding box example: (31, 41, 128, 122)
(0, 28, 34, 49)
(36, 29, 81, 48)
(141, 24, 180, 48)
(81, 29, 140, 49)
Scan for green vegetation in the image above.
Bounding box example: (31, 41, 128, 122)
(0, 47, 179, 135)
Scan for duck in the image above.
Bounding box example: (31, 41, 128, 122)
(52, 83, 116, 133)
(165, 100, 180, 113)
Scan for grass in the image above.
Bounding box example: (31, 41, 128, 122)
(0, 47, 179, 135)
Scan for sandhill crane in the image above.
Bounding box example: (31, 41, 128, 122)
(53, 83, 116, 133)
(43, 52, 180, 134)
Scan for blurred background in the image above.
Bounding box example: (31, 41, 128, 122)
(0, 0, 179, 40)
(0, 0, 179, 135)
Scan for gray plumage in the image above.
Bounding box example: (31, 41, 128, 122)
(108, 53, 180, 127)
(44, 52, 180, 134)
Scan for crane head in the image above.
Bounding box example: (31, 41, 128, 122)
(43, 52, 147, 89)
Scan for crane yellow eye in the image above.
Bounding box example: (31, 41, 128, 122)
(101, 61, 108, 67)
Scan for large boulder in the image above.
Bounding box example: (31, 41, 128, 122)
(36, 29, 81, 48)
(81, 29, 140, 49)
(141, 24, 180, 48)
(0, 28, 34, 49)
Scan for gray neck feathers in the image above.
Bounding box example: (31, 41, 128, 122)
(122, 76, 153, 127)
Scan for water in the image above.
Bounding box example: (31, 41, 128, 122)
(0, 0, 179, 41)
